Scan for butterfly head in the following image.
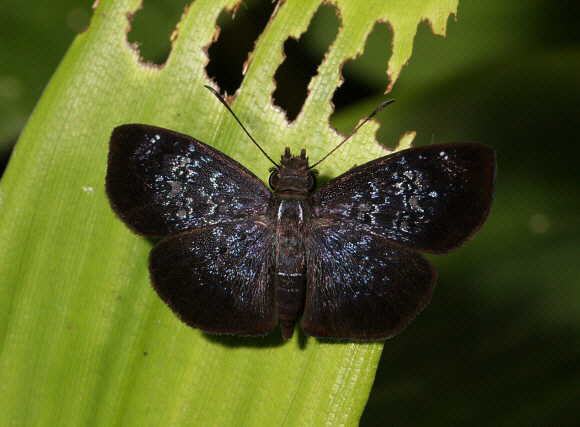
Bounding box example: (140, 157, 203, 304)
(269, 147, 318, 194)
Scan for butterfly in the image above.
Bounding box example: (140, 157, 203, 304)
(106, 93, 495, 341)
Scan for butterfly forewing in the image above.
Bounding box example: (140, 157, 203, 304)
(106, 124, 271, 237)
(302, 223, 435, 340)
(313, 142, 495, 253)
(149, 220, 277, 336)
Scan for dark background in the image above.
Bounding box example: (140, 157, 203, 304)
(2, 0, 578, 425)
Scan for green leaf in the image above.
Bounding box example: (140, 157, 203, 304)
(0, 0, 457, 424)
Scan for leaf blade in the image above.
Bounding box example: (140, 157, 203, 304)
(0, 0, 458, 425)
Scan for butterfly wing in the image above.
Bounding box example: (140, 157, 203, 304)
(312, 142, 496, 253)
(106, 124, 271, 237)
(149, 219, 277, 335)
(301, 142, 495, 339)
(302, 223, 435, 340)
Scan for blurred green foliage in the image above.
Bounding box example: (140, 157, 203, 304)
(0, 0, 92, 153)
(1, 0, 578, 425)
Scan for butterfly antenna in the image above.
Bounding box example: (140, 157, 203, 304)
(309, 99, 395, 169)
(205, 85, 278, 167)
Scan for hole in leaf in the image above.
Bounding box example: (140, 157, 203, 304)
(330, 22, 393, 135)
(206, 0, 278, 95)
(272, 4, 340, 122)
(0, 138, 15, 179)
(127, 0, 188, 65)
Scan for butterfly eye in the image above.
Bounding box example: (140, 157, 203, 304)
(308, 171, 317, 193)
(269, 169, 280, 190)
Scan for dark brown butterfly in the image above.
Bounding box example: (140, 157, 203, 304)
(106, 93, 495, 341)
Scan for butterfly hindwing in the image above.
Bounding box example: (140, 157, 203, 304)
(313, 142, 495, 253)
(106, 124, 271, 237)
(149, 219, 277, 336)
(302, 222, 435, 340)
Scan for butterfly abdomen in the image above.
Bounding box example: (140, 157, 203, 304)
(275, 273, 305, 339)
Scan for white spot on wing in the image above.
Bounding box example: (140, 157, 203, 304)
(409, 195, 420, 211)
